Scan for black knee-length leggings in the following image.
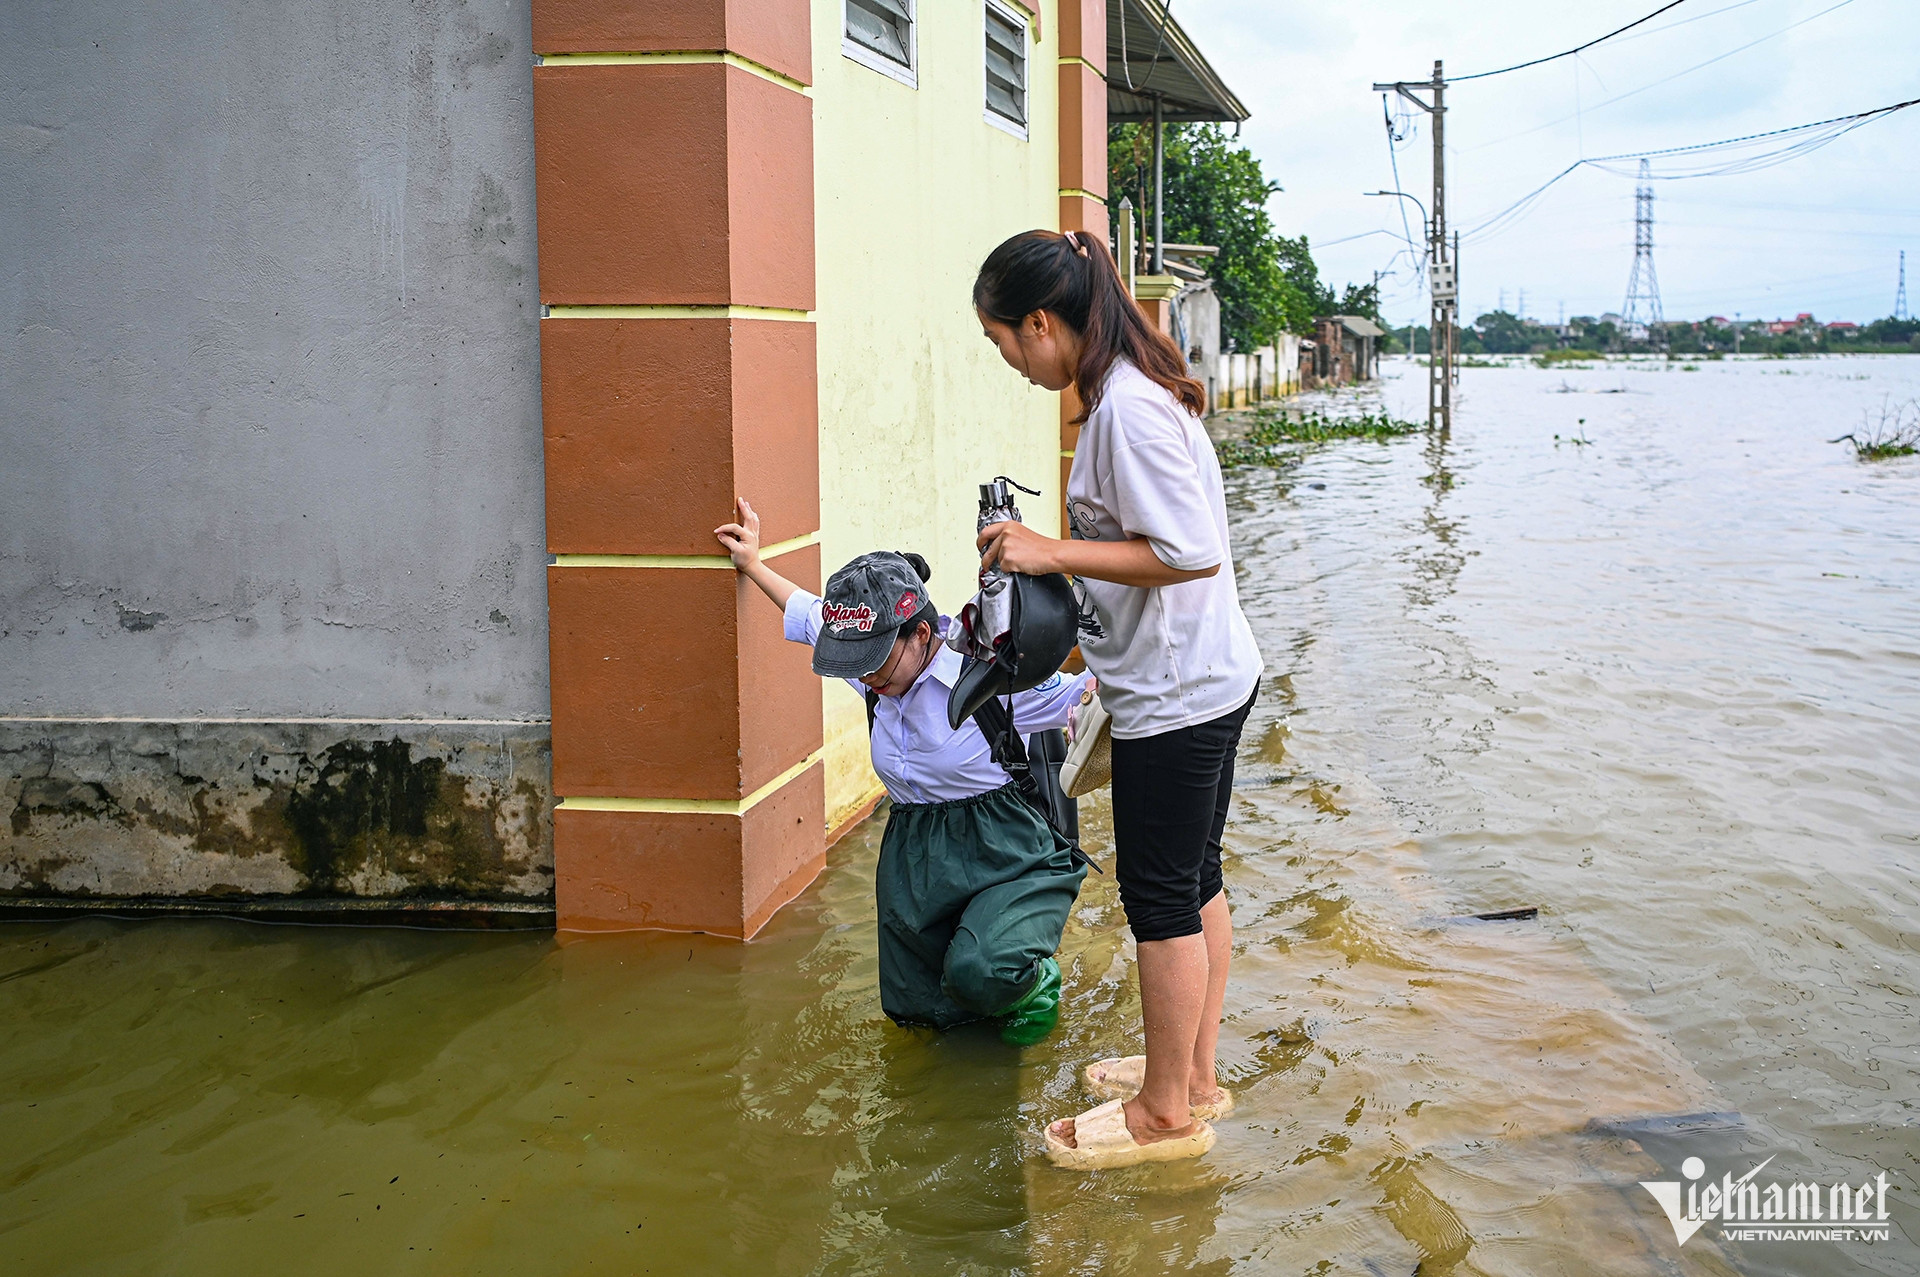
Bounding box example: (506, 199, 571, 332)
(1109, 684, 1258, 942)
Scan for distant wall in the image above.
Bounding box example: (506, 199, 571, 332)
(0, 0, 553, 899)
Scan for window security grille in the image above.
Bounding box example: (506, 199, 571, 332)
(845, 0, 915, 83)
(983, 3, 1027, 132)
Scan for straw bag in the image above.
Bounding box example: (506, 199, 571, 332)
(1060, 689, 1112, 798)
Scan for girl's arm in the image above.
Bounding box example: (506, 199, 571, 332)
(715, 498, 802, 610)
(976, 523, 1218, 587)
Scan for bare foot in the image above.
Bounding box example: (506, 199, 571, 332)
(1049, 1100, 1196, 1150)
(1086, 1059, 1228, 1112)
(1182, 1060, 1228, 1113)
(1189, 1081, 1228, 1109)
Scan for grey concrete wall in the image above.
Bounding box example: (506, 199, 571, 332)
(0, 0, 548, 721)
(2, 720, 551, 900)
(0, 0, 554, 900)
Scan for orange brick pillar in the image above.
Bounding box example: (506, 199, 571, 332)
(532, 1, 825, 938)
(1057, 0, 1107, 523)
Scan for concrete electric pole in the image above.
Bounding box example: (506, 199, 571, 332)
(1374, 61, 1452, 431)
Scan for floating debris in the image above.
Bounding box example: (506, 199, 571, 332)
(1423, 906, 1540, 926)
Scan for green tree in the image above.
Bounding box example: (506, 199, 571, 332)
(1472, 310, 1532, 354)
(1338, 280, 1381, 323)
(1865, 315, 1920, 343)
(1108, 122, 1329, 348)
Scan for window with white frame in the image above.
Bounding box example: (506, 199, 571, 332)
(844, 0, 916, 87)
(983, 1, 1028, 136)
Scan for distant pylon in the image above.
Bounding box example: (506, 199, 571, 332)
(1621, 159, 1663, 337)
(1897, 250, 1910, 321)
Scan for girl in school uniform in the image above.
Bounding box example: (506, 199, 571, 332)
(715, 499, 1091, 1045)
(972, 229, 1264, 1167)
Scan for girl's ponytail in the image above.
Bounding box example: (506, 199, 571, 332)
(974, 229, 1206, 421)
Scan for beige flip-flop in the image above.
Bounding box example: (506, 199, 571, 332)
(1043, 1098, 1216, 1170)
(1084, 1055, 1234, 1120)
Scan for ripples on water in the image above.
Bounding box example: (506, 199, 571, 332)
(2, 357, 1917, 1274)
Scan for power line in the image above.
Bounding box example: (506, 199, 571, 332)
(1610, 0, 1769, 45)
(1380, 95, 1423, 266)
(1465, 0, 1860, 154)
(1446, 0, 1693, 82)
(1458, 94, 1920, 243)
(1314, 228, 1407, 248)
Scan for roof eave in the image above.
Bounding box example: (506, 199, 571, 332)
(1106, 0, 1249, 124)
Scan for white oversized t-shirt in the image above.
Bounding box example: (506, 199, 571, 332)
(1066, 359, 1263, 738)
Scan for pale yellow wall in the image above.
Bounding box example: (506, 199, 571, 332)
(810, 0, 1065, 829)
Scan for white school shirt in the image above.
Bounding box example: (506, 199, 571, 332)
(784, 591, 1091, 805)
(1066, 358, 1264, 739)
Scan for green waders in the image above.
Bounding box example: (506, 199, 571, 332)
(875, 783, 1088, 1031)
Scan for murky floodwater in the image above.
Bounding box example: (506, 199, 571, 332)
(5, 356, 1918, 1275)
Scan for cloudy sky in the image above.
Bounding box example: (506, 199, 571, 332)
(1171, 0, 1918, 327)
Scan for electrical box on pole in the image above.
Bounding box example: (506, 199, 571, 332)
(1429, 261, 1456, 300)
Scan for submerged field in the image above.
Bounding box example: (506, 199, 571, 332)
(3, 356, 1918, 1274)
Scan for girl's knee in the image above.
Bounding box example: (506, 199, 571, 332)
(942, 928, 1040, 1015)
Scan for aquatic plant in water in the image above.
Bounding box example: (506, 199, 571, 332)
(1830, 398, 1920, 461)
(1216, 409, 1422, 468)
(1535, 349, 1605, 367)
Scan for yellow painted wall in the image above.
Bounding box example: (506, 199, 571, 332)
(810, 0, 1066, 829)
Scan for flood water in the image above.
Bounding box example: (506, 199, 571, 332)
(4, 356, 1918, 1274)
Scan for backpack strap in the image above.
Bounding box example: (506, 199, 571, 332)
(865, 687, 879, 733)
(971, 696, 1101, 875)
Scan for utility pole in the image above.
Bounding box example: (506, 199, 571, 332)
(1374, 61, 1451, 431)
(1151, 95, 1165, 275)
(1622, 158, 1664, 345)
(1897, 250, 1910, 321)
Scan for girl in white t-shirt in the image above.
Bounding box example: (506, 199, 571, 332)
(972, 229, 1264, 1169)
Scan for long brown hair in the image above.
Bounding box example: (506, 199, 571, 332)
(973, 229, 1205, 422)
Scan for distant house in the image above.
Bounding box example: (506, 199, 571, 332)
(1302, 315, 1383, 387)
(1826, 321, 1860, 338)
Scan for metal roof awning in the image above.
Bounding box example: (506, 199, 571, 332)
(1333, 315, 1386, 338)
(1108, 0, 1249, 124)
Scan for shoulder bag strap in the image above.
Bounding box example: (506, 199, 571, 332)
(971, 696, 1101, 874)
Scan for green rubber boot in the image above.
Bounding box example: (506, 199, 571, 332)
(999, 956, 1062, 1047)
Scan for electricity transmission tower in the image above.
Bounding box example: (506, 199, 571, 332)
(1897, 250, 1910, 321)
(1621, 158, 1663, 341)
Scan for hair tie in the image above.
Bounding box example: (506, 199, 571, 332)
(1064, 231, 1089, 258)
